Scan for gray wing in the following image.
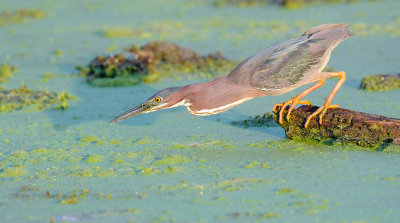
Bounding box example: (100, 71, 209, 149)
(251, 38, 326, 90)
(228, 23, 352, 91)
(228, 36, 326, 91)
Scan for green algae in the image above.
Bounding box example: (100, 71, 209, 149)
(152, 154, 191, 165)
(79, 134, 106, 144)
(0, 85, 75, 112)
(60, 188, 89, 205)
(232, 112, 276, 128)
(39, 72, 55, 83)
(244, 160, 260, 169)
(135, 136, 154, 145)
(244, 161, 271, 169)
(360, 73, 400, 91)
(213, 177, 268, 192)
(0, 63, 18, 83)
(260, 212, 281, 219)
(96, 168, 115, 177)
(276, 188, 298, 194)
(0, 9, 45, 27)
(0, 165, 26, 177)
(67, 166, 94, 177)
(102, 28, 141, 38)
(82, 154, 104, 164)
(116, 151, 138, 159)
(352, 18, 400, 36)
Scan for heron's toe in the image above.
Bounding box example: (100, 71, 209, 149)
(272, 103, 284, 113)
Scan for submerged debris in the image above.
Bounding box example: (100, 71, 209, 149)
(78, 41, 235, 87)
(0, 63, 18, 83)
(231, 112, 277, 127)
(0, 9, 45, 27)
(360, 73, 400, 91)
(0, 85, 75, 112)
(213, 0, 373, 9)
(273, 105, 400, 149)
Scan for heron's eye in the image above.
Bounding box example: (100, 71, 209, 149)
(155, 97, 162, 103)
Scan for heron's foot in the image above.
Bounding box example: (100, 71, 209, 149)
(273, 99, 311, 124)
(304, 104, 339, 128)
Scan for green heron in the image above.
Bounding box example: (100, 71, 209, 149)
(111, 23, 352, 128)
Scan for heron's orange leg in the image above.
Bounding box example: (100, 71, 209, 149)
(286, 79, 326, 121)
(305, 71, 346, 128)
(273, 79, 325, 124)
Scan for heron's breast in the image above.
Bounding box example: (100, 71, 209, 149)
(185, 97, 254, 116)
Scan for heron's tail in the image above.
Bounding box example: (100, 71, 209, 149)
(303, 23, 354, 41)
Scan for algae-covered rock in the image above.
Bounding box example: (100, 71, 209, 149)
(273, 105, 400, 149)
(78, 41, 235, 87)
(0, 85, 75, 112)
(360, 73, 400, 91)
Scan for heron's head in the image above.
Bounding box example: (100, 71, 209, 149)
(110, 86, 186, 123)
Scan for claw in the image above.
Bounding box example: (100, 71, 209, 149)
(286, 100, 311, 121)
(273, 99, 312, 124)
(272, 103, 284, 113)
(304, 104, 339, 128)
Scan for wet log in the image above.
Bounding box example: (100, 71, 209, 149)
(273, 105, 400, 148)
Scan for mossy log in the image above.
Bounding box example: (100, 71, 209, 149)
(273, 105, 400, 148)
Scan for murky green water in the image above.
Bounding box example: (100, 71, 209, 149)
(0, 0, 399, 222)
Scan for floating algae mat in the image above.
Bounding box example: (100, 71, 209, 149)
(0, 64, 75, 112)
(78, 41, 236, 87)
(360, 73, 400, 91)
(0, 63, 17, 83)
(0, 9, 44, 27)
(1, 0, 400, 222)
(0, 85, 74, 112)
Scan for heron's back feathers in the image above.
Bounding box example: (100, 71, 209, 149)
(227, 23, 352, 93)
(303, 23, 353, 41)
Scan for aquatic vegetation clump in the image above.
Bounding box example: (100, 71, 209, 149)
(231, 112, 276, 128)
(60, 188, 89, 205)
(130, 41, 235, 80)
(77, 54, 148, 87)
(152, 154, 191, 165)
(360, 73, 400, 91)
(78, 41, 236, 87)
(0, 85, 75, 112)
(0, 63, 18, 83)
(0, 9, 45, 27)
(0, 165, 26, 177)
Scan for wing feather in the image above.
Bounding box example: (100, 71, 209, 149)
(250, 38, 325, 90)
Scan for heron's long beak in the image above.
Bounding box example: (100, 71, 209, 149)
(110, 102, 151, 124)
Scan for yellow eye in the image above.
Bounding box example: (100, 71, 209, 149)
(155, 97, 162, 103)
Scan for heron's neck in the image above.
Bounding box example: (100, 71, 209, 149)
(178, 76, 265, 115)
